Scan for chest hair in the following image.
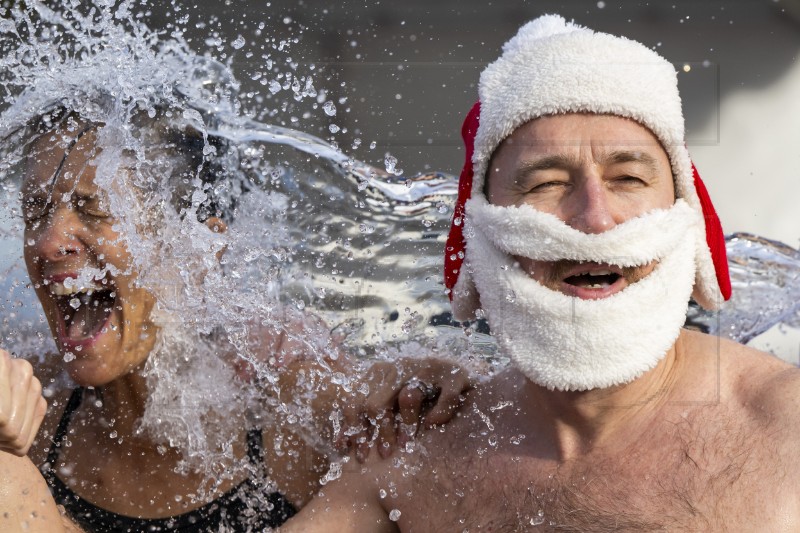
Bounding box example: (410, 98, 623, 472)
(411, 408, 776, 532)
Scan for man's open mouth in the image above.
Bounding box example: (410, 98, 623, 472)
(49, 279, 117, 344)
(563, 268, 622, 289)
(558, 263, 627, 299)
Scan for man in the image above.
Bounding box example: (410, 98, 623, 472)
(280, 15, 800, 531)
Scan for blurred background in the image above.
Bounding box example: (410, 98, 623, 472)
(10, 0, 800, 361)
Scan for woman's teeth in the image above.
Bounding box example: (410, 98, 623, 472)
(48, 280, 104, 296)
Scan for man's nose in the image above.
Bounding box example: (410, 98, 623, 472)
(565, 177, 616, 234)
(31, 208, 86, 262)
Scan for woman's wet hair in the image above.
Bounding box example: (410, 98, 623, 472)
(14, 105, 239, 224)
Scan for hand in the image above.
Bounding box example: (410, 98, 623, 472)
(0, 350, 47, 456)
(339, 357, 472, 461)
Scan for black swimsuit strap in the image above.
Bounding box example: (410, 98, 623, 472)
(43, 386, 84, 475)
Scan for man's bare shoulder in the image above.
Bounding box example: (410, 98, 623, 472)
(693, 329, 800, 454)
(683, 328, 796, 383)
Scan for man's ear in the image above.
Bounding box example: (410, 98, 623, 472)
(205, 216, 227, 234)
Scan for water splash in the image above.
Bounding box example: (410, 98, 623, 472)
(0, 0, 466, 492)
(687, 233, 800, 344)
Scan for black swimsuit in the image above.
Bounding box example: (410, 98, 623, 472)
(42, 388, 296, 532)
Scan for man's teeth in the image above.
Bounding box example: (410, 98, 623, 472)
(587, 269, 612, 277)
(49, 282, 104, 296)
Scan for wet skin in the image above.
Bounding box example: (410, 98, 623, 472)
(23, 126, 159, 386)
(485, 113, 676, 300)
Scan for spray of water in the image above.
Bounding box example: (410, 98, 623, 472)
(0, 1, 480, 499)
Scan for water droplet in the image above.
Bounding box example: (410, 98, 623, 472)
(322, 100, 336, 116)
(389, 509, 401, 521)
(69, 297, 81, 309)
(63, 352, 76, 362)
(505, 291, 516, 303)
(384, 153, 398, 174)
(231, 35, 245, 49)
(597, 1, 606, 8)
(328, 123, 340, 133)
(531, 509, 545, 525)
(369, 141, 377, 150)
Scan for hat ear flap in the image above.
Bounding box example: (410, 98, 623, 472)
(691, 162, 731, 304)
(445, 101, 481, 298)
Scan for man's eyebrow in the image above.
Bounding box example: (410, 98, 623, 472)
(512, 154, 579, 182)
(600, 150, 662, 173)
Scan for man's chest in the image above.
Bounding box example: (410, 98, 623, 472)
(390, 423, 792, 532)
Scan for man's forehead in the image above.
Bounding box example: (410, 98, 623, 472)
(501, 113, 665, 149)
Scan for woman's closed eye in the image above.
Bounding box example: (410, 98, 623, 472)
(21, 196, 50, 222)
(73, 194, 113, 218)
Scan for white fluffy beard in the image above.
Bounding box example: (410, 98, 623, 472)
(465, 198, 700, 391)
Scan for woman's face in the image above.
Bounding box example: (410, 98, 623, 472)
(22, 122, 158, 386)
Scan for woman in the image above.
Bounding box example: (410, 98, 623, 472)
(14, 109, 469, 532)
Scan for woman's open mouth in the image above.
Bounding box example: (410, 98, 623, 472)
(49, 278, 117, 348)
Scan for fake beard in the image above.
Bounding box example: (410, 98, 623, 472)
(464, 198, 700, 391)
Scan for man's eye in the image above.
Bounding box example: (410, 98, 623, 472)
(617, 175, 645, 184)
(531, 181, 566, 192)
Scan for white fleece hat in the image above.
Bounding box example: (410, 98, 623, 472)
(444, 14, 731, 321)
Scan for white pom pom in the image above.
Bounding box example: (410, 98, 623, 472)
(502, 14, 584, 54)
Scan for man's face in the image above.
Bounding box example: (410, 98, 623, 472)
(485, 113, 676, 300)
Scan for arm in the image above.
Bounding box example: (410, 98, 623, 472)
(237, 309, 471, 506)
(278, 461, 397, 533)
(240, 309, 472, 454)
(0, 452, 67, 533)
(0, 350, 66, 532)
(339, 356, 473, 460)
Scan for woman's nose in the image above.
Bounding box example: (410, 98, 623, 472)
(564, 177, 616, 234)
(31, 207, 85, 262)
